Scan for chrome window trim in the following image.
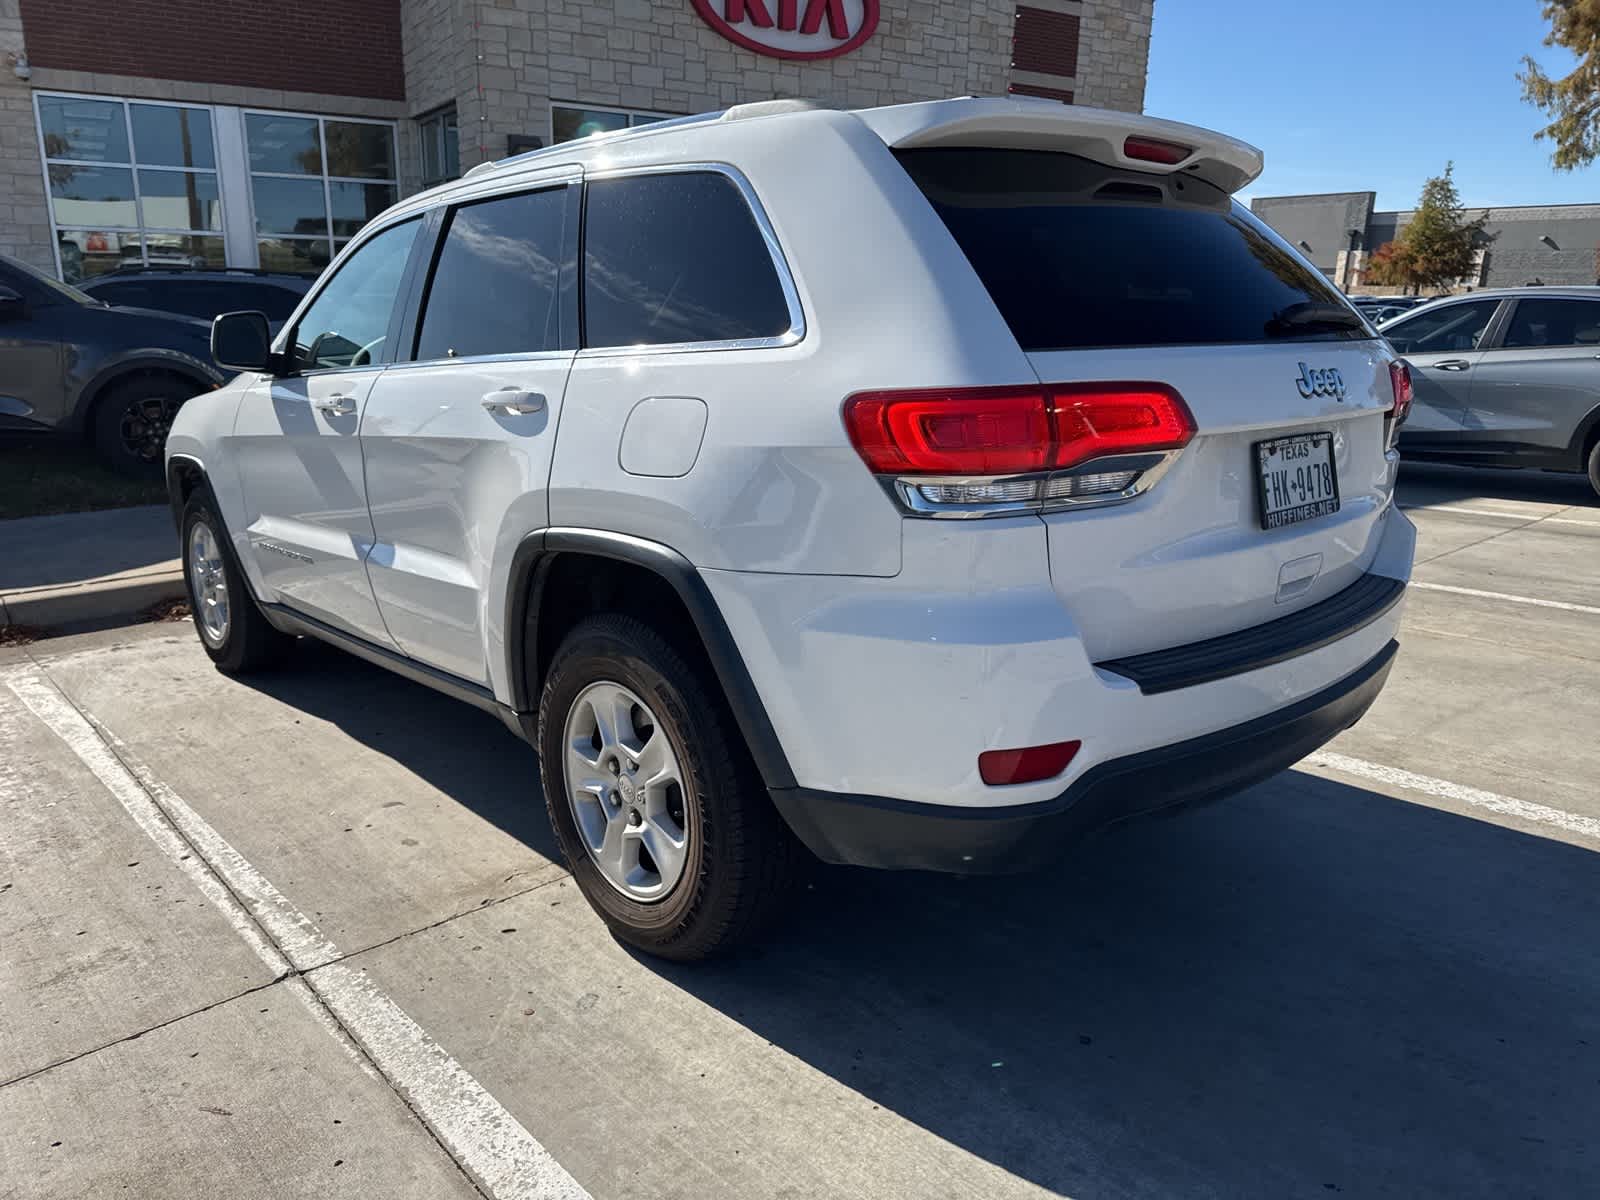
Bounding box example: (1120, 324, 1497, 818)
(576, 161, 806, 358)
(888, 451, 1183, 520)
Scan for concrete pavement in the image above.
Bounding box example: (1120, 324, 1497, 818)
(2, 462, 1598, 1199)
(0, 506, 183, 629)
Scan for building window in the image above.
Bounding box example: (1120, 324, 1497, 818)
(419, 107, 459, 188)
(551, 104, 677, 145)
(245, 111, 398, 274)
(38, 94, 225, 282)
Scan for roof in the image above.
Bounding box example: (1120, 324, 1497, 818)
(387, 96, 1265, 221)
(1402, 286, 1600, 301)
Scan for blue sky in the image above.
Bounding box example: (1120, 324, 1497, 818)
(1145, 0, 1599, 211)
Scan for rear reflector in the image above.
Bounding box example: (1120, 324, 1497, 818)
(844, 383, 1196, 476)
(979, 739, 1082, 786)
(1123, 135, 1192, 165)
(1388, 361, 1413, 426)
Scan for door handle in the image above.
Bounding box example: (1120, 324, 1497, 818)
(1432, 360, 1471, 371)
(481, 388, 546, 415)
(313, 394, 357, 416)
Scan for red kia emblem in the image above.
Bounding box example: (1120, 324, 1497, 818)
(692, 0, 880, 61)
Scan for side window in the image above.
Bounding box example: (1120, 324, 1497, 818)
(291, 218, 420, 371)
(1502, 298, 1600, 349)
(582, 172, 792, 348)
(1385, 300, 1501, 355)
(414, 186, 568, 361)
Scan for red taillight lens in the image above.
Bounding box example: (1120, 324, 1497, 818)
(1123, 135, 1192, 165)
(845, 387, 1052, 475)
(1388, 361, 1413, 427)
(979, 739, 1082, 786)
(843, 384, 1195, 476)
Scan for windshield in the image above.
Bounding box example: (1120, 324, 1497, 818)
(3, 254, 98, 307)
(896, 147, 1370, 351)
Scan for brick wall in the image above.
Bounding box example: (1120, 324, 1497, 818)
(0, 0, 51, 271)
(19, 0, 405, 102)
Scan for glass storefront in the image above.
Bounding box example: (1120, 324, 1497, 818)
(37, 92, 397, 281)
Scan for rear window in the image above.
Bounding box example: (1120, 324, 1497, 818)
(896, 148, 1366, 352)
(582, 172, 792, 348)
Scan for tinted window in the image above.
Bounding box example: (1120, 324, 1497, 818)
(1502, 298, 1600, 349)
(415, 187, 568, 360)
(1383, 299, 1501, 355)
(582, 172, 792, 348)
(292, 219, 419, 370)
(109, 280, 305, 322)
(897, 148, 1364, 351)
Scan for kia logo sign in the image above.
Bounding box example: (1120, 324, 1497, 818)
(692, 0, 880, 61)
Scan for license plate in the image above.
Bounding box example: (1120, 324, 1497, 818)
(1254, 433, 1340, 530)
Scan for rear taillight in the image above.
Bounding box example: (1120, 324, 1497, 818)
(1388, 361, 1413, 427)
(1123, 135, 1192, 165)
(843, 383, 1195, 516)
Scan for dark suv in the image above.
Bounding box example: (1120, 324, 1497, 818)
(81, 267, 314, 334)
(0, 254, 224, 473)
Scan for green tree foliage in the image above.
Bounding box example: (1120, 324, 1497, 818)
(1520, 0, 1600, 169)
(1362, 165, 1489, 294)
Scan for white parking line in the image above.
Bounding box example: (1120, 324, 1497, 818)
(1409, 580, 1600, 616)
(1401, 504, 1599, 527)
(3, 665, 591, 1200)
(1306, 750, 1600, 842)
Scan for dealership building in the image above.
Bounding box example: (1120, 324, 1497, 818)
(0, 0, 1153, 282)
(1252, 191, 1600, 295)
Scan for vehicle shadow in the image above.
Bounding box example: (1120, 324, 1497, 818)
(237, 637, 560, 862)
(231, 639, 1600, 1196)
(1398, 460, 1597, 507)
(651, 771, 1600, 1198)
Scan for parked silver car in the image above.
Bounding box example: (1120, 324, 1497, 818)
(1385, 287, 1600, 497)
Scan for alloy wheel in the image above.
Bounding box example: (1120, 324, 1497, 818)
(562, 681, 691, 902)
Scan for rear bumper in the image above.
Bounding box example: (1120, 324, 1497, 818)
(771, 638, 1397, 873)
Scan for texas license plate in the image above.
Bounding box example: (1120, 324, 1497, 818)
(1254, 433, 1340, 530)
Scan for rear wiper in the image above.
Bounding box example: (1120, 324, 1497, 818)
(1265, 302, 1367, 337)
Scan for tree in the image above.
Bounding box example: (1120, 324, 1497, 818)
(1361, 165, 1489, 294)
(1520, 0, 1600, 170)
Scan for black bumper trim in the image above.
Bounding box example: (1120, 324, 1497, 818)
(1096, 572, 1406, 696)
(770, 640, 1398, 873)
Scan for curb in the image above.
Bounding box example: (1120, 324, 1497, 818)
(0, 564, 185, 629)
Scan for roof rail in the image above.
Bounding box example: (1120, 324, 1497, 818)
(465, 109, 732, 178)
(720, 98, 832, 122)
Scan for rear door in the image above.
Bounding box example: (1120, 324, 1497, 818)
(233, 217, 423, 644)
(360, 174, 579, 684)
(1466, 296, 1600, 462)
(897, 147, 1401, 660)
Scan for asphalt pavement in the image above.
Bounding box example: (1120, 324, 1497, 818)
(2, 461, 1597, 1200)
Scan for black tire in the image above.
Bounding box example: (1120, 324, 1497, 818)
(93, 374, 200, 476)
(180, 492, 289, 674)
(537, 614, 802, 961)
(1587, 436, 1600, 501)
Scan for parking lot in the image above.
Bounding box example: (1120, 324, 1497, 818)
(2, 462, 1597, 1200)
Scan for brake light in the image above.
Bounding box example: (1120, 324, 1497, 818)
(1388, 361, 1413, 427)
(979, 739, 1081, 786)
(1123, 135, 1192, 165)
(843, 383, 1195, 476)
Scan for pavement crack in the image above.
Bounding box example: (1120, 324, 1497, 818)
(0, 977, 283, 1091)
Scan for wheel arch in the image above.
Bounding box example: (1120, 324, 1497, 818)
(75, 355, 222, 434)
(507, 528, 798, 791)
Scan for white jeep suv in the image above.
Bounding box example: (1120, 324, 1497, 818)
(168, 98, 1416, 960)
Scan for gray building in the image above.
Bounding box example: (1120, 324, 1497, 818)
(1252, 191, 1600, 294)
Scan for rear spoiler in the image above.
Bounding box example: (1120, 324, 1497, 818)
(855, 98, 1264, 196)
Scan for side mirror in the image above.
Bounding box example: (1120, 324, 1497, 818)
(0, 285, 27, 322)
(211, 310, 274, 372)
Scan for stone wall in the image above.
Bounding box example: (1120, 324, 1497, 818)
(1075, 0, 1153, 113)
(0, 0, 50, 271)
